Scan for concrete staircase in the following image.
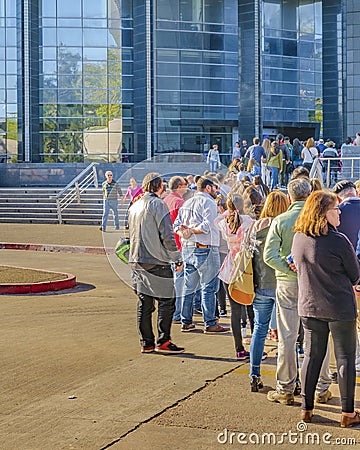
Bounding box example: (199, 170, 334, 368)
(0, 188, 128, 226)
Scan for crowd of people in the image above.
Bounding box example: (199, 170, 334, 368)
(106, 134, 360, 428)
(228, 133, 360, 190)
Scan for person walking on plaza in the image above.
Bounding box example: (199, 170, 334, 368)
(292, 190, 360, 426)
(264, 178, 332, 405)
(207, 144, 221, 172)
(100, 171, 122, 232)
(163, 176, 188, 323)
(128, 172, 184, 354)
(174, 177, 229, 334)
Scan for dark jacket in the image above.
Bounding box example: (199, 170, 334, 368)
(252, 219, 276, 291)
(292, 225, 360, 321)
(337, 197, 360, 251)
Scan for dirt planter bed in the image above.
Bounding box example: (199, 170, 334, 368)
(0, 265, 76, 294)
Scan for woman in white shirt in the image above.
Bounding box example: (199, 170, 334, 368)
(301, 137, 318, 172)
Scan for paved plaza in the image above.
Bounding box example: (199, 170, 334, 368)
(0, 223, 359, 449)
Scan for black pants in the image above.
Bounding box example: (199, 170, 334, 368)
(301, 317, 356, 412)
(224, 283, 247, 352)
(135, 265, 175, 347)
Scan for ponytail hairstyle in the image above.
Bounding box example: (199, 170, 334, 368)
(225, 193, 244, 234)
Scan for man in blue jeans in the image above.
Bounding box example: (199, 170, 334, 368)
(100, 171, 123, 232)
(174, 176, 229, 334)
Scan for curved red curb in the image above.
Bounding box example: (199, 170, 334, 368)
(0, 267, 76, 295)
(0, 243, 106, 254)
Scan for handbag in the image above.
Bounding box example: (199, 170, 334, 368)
(228, 223, 256, 305)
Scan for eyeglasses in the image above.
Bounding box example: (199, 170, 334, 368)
(329, 206, 340, 212)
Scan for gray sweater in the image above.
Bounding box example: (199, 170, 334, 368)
(292, 226, 360, 321)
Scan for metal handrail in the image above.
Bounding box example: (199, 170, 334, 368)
(53, 163, 99, 224)
(310, 156, 360, 188)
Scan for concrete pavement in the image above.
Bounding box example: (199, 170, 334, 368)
(0, 223, 359, 449)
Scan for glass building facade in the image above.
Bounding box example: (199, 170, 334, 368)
(0, 0, 358, 163)
(154, 0, 238, 156)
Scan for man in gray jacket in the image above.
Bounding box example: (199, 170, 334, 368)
(128, 172, 184, 354)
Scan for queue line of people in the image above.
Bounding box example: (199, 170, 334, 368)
(125, 156, 360, 428)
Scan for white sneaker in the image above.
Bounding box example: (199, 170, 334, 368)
(241, 328, 247, 339)
(356, 364, 360, 372)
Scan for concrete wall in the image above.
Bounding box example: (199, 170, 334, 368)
(0, 163, 133, 187)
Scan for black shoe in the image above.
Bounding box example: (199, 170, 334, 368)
(294, 381, 301, 396)
(155, 341, 185, 354)
(250, 376, 263, 392)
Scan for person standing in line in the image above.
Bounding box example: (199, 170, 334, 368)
(121, 177, 143, 206)
(100, 171, 123, 232)
(333, 180, 360, 251)
(128, 172, 184, 354)
(121, 177, 143, 229)
(214, 193, 254, 358)
(266, 141, 283, 190)
(207, 144, 221, 172)
(291, 138, 303, 169)
(163, 176, 188, 324)
(264, 178, 332, 405)
(261, 138, 272, 186)
(244, 137, 267, 177)
(301, 137, 318, 173)
(292, 190, 360, 426)
(174, 177, 229, 334)
(232, 142, 241, 161)
(249, 191, 289, 392)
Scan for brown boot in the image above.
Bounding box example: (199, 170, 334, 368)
(340, 411, 360, 428)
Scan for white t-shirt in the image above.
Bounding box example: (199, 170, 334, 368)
(302, 146, 318, 164)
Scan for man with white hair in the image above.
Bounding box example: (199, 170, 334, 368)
(100, 171, 122, 232)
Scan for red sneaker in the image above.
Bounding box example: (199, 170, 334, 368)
(141, 345, 155, 353)
(155, 341, 185, 354)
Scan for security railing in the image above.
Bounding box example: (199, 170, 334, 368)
(54, 163, 99, 224)
(310, 157, 360, 188)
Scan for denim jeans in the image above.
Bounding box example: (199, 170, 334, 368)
(172, 264, 184, 321)
(301, 317, 356, 412)
(270, 303, 277, 329)
(209, 160, 218, 172)
(250, 291, 276, 377)
(252, 164, 261, 177)
(193, 290, 201, 310)
(268, 166, 279, 189)
(101, 199, 119, 229)
(181, 246, 220, 328)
